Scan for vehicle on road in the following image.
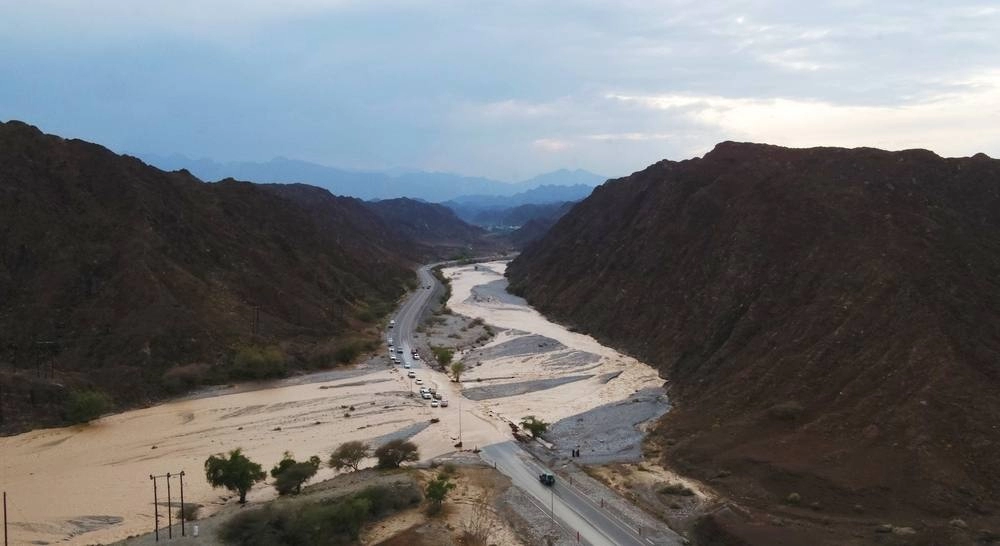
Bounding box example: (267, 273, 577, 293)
(430, 400, 439, 407)
(397, 348, 404, 354)
(407, 371, 416, 378)
(403, 362, 411, 368)
(539, 472, 555, 486)
(412, 353, 420, 360)
(389, 320, 395, 328)
(440, 399, 448, 407)
(415, 378, 423, 385)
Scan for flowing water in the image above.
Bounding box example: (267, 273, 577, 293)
(0, 260, 664, 544)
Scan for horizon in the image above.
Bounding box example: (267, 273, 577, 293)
(2, 2, 998, 180)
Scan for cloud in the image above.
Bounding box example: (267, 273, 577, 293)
(533, 139, 572, 152)
(607, 70, 1000, 156)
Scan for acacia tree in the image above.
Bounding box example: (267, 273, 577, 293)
(204, 448, 266, 504)
(520, 415, 549, 438)
(374, 439, 420, 469)
(450, 362, 466, 383)
(330, 441, 370, 472)
(270, 452, 321, 495)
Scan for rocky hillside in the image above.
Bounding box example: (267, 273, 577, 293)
(365, 197, 500, 258)
(0, 121, 414, 432)
(507, 142, 1000, 537)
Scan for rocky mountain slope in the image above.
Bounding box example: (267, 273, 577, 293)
(0, 121, 414, 432)
(507, 142, 1000, 538)
(365, 197, 501, 258)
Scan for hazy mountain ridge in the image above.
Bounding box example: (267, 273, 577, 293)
(0, 121, 415, 432)
(364, 198, 502, 257)
(507, 142, 1000, 537)
(138, 153, 605, 202)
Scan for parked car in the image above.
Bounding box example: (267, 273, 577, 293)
(415, 378, 423, 385)
(422, 392, 432, 400)
(407, 371, 415, 378)
(413, 353, 420, 360)
(440, 399, 449, 407)
(430, 400, 439, 407)
(433, 392, 442, 400)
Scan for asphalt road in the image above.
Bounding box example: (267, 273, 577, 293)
(391, 264, 439, 393)
(391, 262, 683, 546)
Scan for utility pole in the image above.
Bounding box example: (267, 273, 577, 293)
(179, 471, 186, 536)
(166, 473, 172, 539)
(150, 475, 159, 541)
(4, 491, 8, 546)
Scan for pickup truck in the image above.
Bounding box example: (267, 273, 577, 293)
(539, 472, 555, 486)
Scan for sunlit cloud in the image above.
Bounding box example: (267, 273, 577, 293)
(607, 70, 1000, 156)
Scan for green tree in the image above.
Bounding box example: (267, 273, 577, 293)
(270, 452, 321, 495)
(65, 389, 112, 423)
(204, 448, 266, 504)
(431, 345, 454, 366)
(450, 361, 466, 382)
(520, 415, 549, 438)
(425, 475, 456, 515)
(374, 439, 420, 469)
(330, 441, 370, 472)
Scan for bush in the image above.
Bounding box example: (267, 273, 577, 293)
(161, 363, 211, 393)
(231, 345, 286, 380)
(65, 389, 112, 423)
(431, 345, 454, 366)
(658, 483, 695, 496)
(425, 475, 456, 515)
(219, 483, 422, 545)
(520, 415, 549, 438)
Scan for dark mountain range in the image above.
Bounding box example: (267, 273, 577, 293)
(364, 198, 501, 257)
(508, 142, 1000, 541)
(0, 121, 414, 432)
(138, 153, 605, 202)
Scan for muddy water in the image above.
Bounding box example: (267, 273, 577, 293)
(0, 260, 662, 545)
(0, 368, 431, 545)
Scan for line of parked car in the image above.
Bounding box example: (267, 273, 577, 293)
(388, 329, 445, 407)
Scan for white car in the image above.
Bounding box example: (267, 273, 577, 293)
(440, 399, 449, 407)
(403, 362, 411, 369)
(422, 392, 432, 400)
(412, 353, 420, 360)
(430, 400, 439, 408)
(407, 371, 416, 378)
(415, 378, 423, 385)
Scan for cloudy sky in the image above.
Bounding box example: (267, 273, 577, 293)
(2, 1, 998, 180)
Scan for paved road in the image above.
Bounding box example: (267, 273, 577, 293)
(482, 442, 682, 546)
(392, 261, 683, 546)
(391, 264, 439, 393)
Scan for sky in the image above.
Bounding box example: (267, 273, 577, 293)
(2, 1, 999, 181)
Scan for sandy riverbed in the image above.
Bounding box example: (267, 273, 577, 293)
(1, 260, 667, 545)
(444, 261, 666, 434)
